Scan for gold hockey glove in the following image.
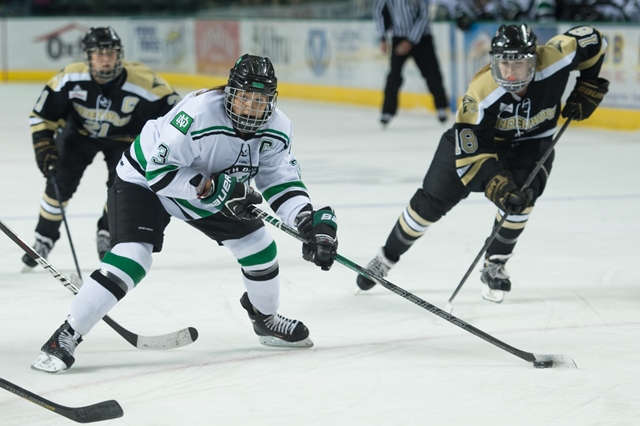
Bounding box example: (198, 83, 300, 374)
(562, 77, 609, 121)
(485, 172, 532, 214)
(33, 138, 59, 177)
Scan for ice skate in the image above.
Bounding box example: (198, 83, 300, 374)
(356, 248, 396, 291)
(480, 254, 513, 303)
(240, 292, 313, 348)
(437, 108, 448, 123)
(97, 229, 111, 260)
(31, 321, 83, 373)
(380, 113, 393, 128)
(21, 233, 54, 272)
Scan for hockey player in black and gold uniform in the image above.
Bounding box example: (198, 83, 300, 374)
(357, 23, 609, 303)
(23, 26, 180, 270)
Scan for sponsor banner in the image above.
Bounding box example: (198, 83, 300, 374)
(195, 20, 240, 75)
(240, 20, 388, 90)
(583, 25, 640, 110)
(129, 20, 194, 73)
(238, 20, 452, 94)
(7, 18, 128, 70)
(2, 18, 638, 112)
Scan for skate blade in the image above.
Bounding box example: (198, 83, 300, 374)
(481, 285, 505, 303)
(31, 352, 68, 374)
(259, 336, 314, 348)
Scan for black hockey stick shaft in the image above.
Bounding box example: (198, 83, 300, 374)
(251, 207, 574, 367)
(50, 173, 83, 281)
(0, 378, 124, 423)
(445, 116, 574, 308)
(0, 218, 198, 350)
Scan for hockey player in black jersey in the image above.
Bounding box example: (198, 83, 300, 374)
(22, 26, 180, 270)
(357, 23, 609, 303)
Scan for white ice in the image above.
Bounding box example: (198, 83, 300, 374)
(0, 83, 639, 425)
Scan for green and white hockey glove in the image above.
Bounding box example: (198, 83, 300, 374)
(296, 206, 338, 271)
(194, 173, 262, 220)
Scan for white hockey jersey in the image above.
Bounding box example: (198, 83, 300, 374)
(117, 89, 310, 226)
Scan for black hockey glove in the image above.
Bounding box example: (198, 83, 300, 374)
(296, 206, 338, 271)
(194, 173, 262, 220)
(562, 77, 609, 121)
(33, 138, 59, 177)
(455, 13, 473, 31)
(484, 171, 533, 214)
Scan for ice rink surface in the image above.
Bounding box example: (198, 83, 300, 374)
(0, 82, 639, 425)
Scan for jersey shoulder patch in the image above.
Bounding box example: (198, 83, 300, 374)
(170, 110, 194, 135)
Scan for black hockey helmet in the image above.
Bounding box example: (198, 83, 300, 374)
(81, 27, 123, 82)
(224, 54, 278, 133)
(489, 24, 537, 92)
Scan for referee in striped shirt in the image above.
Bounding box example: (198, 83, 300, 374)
(374, 0, 449, 126)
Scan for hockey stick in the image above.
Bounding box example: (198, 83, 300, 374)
(444, 116, 574, 313)
(0, 377, 123, 423)
(50, 174, 83, 281)
(250, 206, 576, 369)
(0, 219, 198, 350)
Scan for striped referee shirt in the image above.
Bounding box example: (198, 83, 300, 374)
(373, 0, 431, 44)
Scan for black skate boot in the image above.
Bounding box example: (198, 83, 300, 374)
(21, 233, 54, 271)
(96, 229, 111, 260)
(31, 321, 83, 373)
(480, 254, 513, 303)
(240, 292, 313, 348)
(357, 248, 396, 291)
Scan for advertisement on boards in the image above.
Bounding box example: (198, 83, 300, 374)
(129, 20, 193, 73)
(593, 26, 640, 110)
(195, 20, 240, 76)
(8, 19, 128, 71)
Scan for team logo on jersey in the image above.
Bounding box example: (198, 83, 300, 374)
(461, 95, 478, 114)
(68, 85, 87, 101)
(499, 103, 513, 114)
(171, 111, 194, 135)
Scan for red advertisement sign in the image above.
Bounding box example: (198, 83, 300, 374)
(195, 21, 240, 75)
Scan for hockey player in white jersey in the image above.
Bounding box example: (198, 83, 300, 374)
(31, 54, 339, 373)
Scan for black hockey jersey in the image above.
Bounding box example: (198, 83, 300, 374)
(30, 61, 180, 144)
(454, 25, 607, 192)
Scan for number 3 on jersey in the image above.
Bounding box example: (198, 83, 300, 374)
(151, 143, 170, 164)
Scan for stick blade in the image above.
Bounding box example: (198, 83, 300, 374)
(136, 326, 199, 350)
(533, 354, 577, 369)
(63, 399, 124, 423)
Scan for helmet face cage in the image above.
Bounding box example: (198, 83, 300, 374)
(81, 27, 124, 82)
(224, 54, 278, 133)
(490, 53, 536, 93)
(489, 24, 537, 92)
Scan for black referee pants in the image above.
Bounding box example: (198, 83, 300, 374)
(382, 35, 448, 116)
